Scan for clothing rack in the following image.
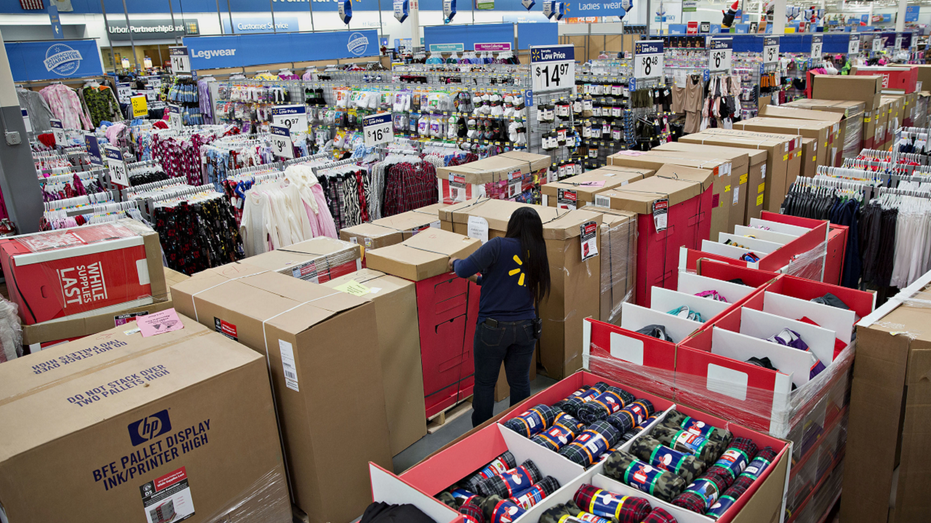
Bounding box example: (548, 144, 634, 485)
(43, 191, 114, 212)
(228, 162, 283, 178)
(122, 178, 188, 201)
(282, 152, 329, 168)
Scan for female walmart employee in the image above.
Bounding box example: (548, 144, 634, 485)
(448, 207, 551, 427)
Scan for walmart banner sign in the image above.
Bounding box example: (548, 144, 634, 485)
(183, 30, 378, 70)
(5, 40, 104, 82)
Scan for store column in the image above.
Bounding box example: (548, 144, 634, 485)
(0, 31, 41, 234)
(895, 0, 907, 32)
(770, 0, 787, 34)
(408, 0, 421, 49)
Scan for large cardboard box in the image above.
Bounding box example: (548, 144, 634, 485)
(365, 228, 481, 282)
(680, 129, 802, 213)
(782, 99, 865, 161)
(436, 151, 549, 204)
(854, 64, 919, 93)
(0, 316, 292, 523)
(881, 94, 905, 147)
(584, 206, 638, 326)
(841, 273, 931, 523)
(654, 141, 765, 224)
(437, 199, 603, 379)
(596, 164, 713, 308)
(242, 236, 362, 283)
(607, 151, 733, 241)
(758, 105, 844, 166)
(171, 270, 393, 523)
(323, 269, 426, 456)
(542, 165, 652, 209)
(367, 209, 443, 241)
(800, 137, 818, 180)
(733, 117, 832, 169)
(812, 74, 883, 111)
(0, 220, 168, 325)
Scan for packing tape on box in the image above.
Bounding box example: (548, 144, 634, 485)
(586, 337, 854, 439)
(190, 269, 273, 322)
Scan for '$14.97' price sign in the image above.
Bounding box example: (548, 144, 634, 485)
(364, 113, 393, 147)
(531, 45, 575, 93)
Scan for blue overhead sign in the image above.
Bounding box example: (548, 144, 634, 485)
(221, 15, 301, 33)
(5, 40, 103, 82)
(906, 5, 920, 22)
(183, 30, 378, 70)
(568, 0, 630, 18)
(48, 5, 63, 39)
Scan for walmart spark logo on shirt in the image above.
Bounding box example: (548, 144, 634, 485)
(509, 255, 527, 287)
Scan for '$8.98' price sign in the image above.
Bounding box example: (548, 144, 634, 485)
(531, 45, 576, 93)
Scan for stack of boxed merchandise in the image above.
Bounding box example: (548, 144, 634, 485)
(0, 315, 293, 522)
(583, 257, 875, 523)
(368, 369, 793, 523)
(541, 165, 653, 210)
(782, 99, 866, 161)
(339, 203, 447, 252)
(592, 164, 713, 308)
(679, 129, 803, 214)
(653, 142, 766, 224)
(436, 151, 550, 205)
(607, 150, 743, 240)
(0, 220, 172, 349)
(841, 271, 931, 523)
(233, 236, 362, 283)
(811, 75, 884, 151)
(171, 264, 394, 523)
(744, 110, 846, 168)
(364, 228, 484, 416)
(433, 200, 606, 380)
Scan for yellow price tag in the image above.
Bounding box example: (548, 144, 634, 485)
(758, 182, 765, 194)
(864, 117, 871, 122)
(783, 154, 788, 161)
(333, 280, 371, 297)
(813, 156, 817, 162)
(724, 184, 731, 193)
(756, 194, 764, 206)
(131, 95, 148, 118)
(739, 173, 748, 184)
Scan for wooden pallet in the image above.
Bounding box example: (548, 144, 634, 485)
(427, 396, 473, 434)
(292, 505, 310, 523)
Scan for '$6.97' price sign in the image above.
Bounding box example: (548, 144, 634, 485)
(363, 113, 393, 147)
(531, 45, 576, 93)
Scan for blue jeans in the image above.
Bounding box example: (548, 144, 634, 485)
(472, 319, 536, 427)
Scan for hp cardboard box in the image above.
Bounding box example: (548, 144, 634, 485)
(323, 269, 426, 456)
(171, 270, 393, 523)
(0, 316, 291, 523)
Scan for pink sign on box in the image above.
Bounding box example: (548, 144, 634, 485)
(475, 43, 512, 51)
(138, 308, 184, 337)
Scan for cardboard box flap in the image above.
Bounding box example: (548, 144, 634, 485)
(438, 153, 546, 185)
(542, 167, 650, 198)
(600, 169, 710, 214)
(365, 229, 481, 281)
(655, 142, 763, 166)
(0, 329, 261, 461)
(323, 268, 411, 296)
(373, 210, 442, 233)
(498, 150, 551, 172)
(411, 202, 450, 216)
(236, 271, 369, 317)
(339, 222, 401, 239)
(541, 209, 604, 240)
(280, 237, 359, 257)
(758, 105, 844, 123)
(1, 315, 209, 402)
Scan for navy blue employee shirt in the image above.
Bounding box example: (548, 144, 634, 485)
(453, 237, 536, 323)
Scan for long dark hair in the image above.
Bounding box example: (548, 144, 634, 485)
(505, 207, 551, 303)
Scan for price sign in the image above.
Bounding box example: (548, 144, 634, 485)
(708, 37, 733, 72)
(271, 105, 308, 134)
(117, 82, 132, 104)
(21, 109, 31, 133)
(848, 35, 860, 56)
(811, 35, 823, 62)
(895, 34, 903, 50)
(872, 36, 883, 52)
(105, 146, 129, 187)
(634, 40, 664, 80)
(145, 87, 156, 102)
(147, 77, 162, 90)
(85, 133, 103, 165)
(169, 46, 191, 74)
(50, 119, 65, 145)
(363, 113, 393, 147)
(131, 95, 148, 118)
(271, 125, 294, 159)
(168, 104, 183, 130)
(763, 36, 779, 64)
(531, 45, 575, 93)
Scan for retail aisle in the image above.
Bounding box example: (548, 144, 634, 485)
(392, 375, 558, 473)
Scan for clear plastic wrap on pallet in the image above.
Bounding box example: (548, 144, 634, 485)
(587, 204, 637, 325)
(0, 296, 22, 363)
(785, 413, 848, 523)
(842, 113, 864, 160)
(916, 95, 929, 129)
(202, 468, 293, 523)
(786, 459, 845, 523)
(783, 239, 828, 282)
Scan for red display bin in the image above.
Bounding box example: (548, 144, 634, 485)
(368, 463, 465, 523)
(854, 65, 919, 93)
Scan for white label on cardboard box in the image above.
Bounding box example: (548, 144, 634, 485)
(468, 216, 489, 244)
(279, 339, 300, 392)
(653, 198, 669, 232)
(733, 186, 740, 206)
(761, 165, 766, 179)
(140, 466, 196, 523)
(580, 220, 599, 261)
(594, 194, 611, 208)
(349, 236, 359, 244)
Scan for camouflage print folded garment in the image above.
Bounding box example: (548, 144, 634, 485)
(602, 450, 687, 502)
(630, 435, 706, 483)
(661, 410, 733, 447)
(651, 425, 724, 464)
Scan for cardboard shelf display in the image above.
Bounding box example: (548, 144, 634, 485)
(170, 266, 393, 523)
(436, 151, 550, 205)
(841, 270, 931, 523)
(0, 315, 292, 523)
(0, 219, 168, 326)
(594, 165, 713, 309)
(437, 199, 604, 380)
(364, 228, 483, 418)
(383, 370, 791, 523)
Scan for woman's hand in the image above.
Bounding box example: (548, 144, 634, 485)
(448, 258, 458, 272)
